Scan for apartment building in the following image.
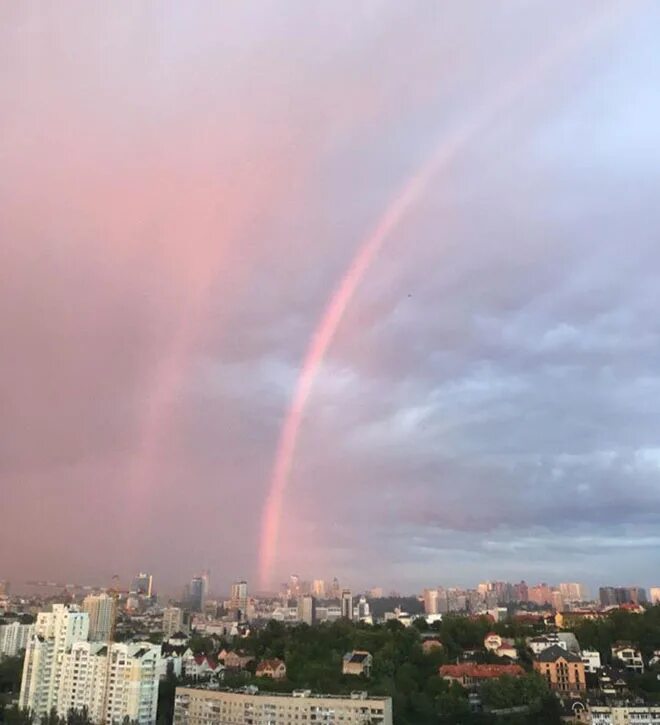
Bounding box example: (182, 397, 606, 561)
(173, 687, 392, 725)
(82, 592, 117, 641)
(0, 621, 34, 658)
(533, 645, 586, 693)
(19, 605, 89, 719)
(54, 641, 160, 724)
(163, 606, 186, 639)
(590, 705, 660, 724)
(19, 604, 160, 724)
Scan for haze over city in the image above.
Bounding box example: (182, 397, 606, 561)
(2, 1, 660, 595)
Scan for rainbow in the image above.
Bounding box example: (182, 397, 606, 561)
(257, 2, 627, 590)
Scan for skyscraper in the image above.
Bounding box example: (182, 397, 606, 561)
(189, 577, 205, 612)
(201, 569, 211, 602)
(311, 580, 326, 598)
(131, 572, 153, 598)
(331, 578, 341, 600)
(341, 589, 353, 620)
(82, 592, 117, 641)
(289, 574, 300, 599)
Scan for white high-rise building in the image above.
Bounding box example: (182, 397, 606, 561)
(19, 605, 160, 724)
(649, 587, 660, 605)
(0, 621, 35, 658)
(58, 642, 108, 719)
(423, 589, 439, 615)
(19, 605, 89, 719)
(356, 596, 370, 621)
(82, 593, 117, 641)
(163, 607, 185, 639)
(58, 641, 160, 724)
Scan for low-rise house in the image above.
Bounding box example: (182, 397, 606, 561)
(528, 635, 558, 656)
(342, 651, 373, 677)
(158, 653, 183, 679)
(168, 631, 189, 647)
(580, 649, 602, 674)
(182, 650, 223, 679)
(224, 651, 255, 670)
(597, 666, 629, 696)
(528, 632, 580, 656)
(648, 650, 660, 668)
(439, 664, 524, 688)
(484, 632, 518, 660)
(484, 632, 504, 652)
(256, 658, 286, 680)
(611, 643, 644, 674)
(533, 645, 586, 693)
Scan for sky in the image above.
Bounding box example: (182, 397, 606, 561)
(2, 1, 660, 597)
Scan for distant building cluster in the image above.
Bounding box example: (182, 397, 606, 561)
(2, 569, 660, 724)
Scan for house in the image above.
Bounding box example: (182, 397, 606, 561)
(611, 642, 644, 674)
(223, 651, 255, 670)
(580, 649, 601, 674)
(256, 659, 287, 680)
(597, 666, 629, 696)
(342, 651, 373, 677)
(158, 653, 183, 679)
(528, 635, 558, 656)
(167, 631, 189, 647)
(648, 649, 660, 667)
(438, 664, 524, 688)
(533, 645, 586, 693)
(182, 651, 223, 679)
(484, 632, 504, 652)
(484, 632, 518, 660)
(528, 632, 583, 657)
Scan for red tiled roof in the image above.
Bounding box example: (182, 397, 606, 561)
(193, 654, 218, 669)
(256, 658, 285, 673)
(439, 664, 524, 679)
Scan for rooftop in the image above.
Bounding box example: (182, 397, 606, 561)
(175, 685, 389, 702)
(535, 645, 582, 663)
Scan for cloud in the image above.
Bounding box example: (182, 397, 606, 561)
(1, 1, 659, 594)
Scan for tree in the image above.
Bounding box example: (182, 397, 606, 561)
(0, 706, 32, 725)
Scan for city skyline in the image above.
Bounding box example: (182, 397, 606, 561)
(3, 2, 660, 592)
